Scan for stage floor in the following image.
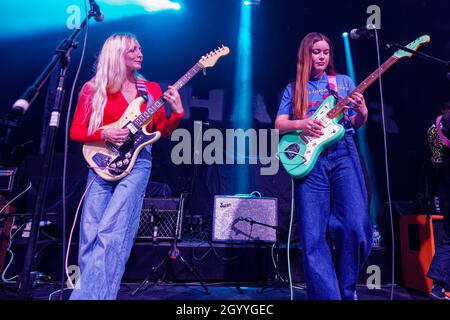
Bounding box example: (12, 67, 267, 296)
(0, 282, 431, 301)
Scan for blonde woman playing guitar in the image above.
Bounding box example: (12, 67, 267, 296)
(69, 33, 184, 300)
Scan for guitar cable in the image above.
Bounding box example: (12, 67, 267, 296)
(274, 151, 299, 300)
(287, 178, 295, 300)
(374, 28, 396, 300)
(0, 182, 33, 284)
(64, 175, 97, 290)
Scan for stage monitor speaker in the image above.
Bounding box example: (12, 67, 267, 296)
(212, 195, 278, 242)
(137, 197, 184, 241)
(399, 214, 444, 293)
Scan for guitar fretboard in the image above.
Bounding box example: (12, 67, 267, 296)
(131, 63, 203, 128)
(327, 55, 399, 119)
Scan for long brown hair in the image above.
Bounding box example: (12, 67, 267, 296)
(293, 32, 336, 118)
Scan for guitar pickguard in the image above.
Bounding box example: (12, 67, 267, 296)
(105, 130, 159, 177)
(301, 122, 342, 165)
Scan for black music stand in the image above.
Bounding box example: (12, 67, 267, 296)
(130, 193, 209, 296)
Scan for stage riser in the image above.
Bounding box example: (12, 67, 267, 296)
(7, 242, 393, 285)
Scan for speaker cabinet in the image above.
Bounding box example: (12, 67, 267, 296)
(399, 214, 444, 293)
(212, 196, 278, 242)
(137, 197, 184, 241)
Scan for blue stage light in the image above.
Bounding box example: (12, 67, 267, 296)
(0, 0, 182, 40)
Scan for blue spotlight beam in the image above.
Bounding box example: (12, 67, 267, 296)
(232, 2, 253, 194)
(101, 0, 181, 12)
(0, 0, 180, 40)
(342, 33, 381, 226)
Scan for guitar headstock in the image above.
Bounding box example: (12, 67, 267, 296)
(394, 35, 431, 59)
(198, 46, 230, 68)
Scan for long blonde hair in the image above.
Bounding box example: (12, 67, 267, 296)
(293, 32, 336, 118)
(86, 33, 140, 135)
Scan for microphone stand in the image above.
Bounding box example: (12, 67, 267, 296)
(237, 218, 286, 292)
(363, 33, 450, 77)
(15, 8, 100, 299)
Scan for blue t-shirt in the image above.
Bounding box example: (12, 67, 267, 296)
(277, 73, 356, 133)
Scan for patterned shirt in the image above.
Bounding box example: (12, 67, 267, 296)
(277, 73, 357, 133)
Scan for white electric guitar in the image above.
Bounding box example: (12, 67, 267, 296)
(82, 46, 230, 181)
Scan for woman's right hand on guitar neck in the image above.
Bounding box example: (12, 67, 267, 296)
(101, 128, 130, 144)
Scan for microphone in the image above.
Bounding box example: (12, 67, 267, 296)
(89, 0, 104, 22)
(349, 24, 376, 40)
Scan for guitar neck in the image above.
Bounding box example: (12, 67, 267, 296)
(327, 55, 399, 119)
(131, 63, 203, 128)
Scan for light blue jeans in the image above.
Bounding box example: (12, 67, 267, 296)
(70, 151, 152, 300)
(295, 134, 372, 300)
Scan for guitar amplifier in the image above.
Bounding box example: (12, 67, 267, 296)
(212, 195, 278, 242)
(399, 214, 445, 293)
(137, 197, 184, 241)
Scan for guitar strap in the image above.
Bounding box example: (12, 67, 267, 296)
(135, 77, 149, 102)
(327, 75, 339, 100)
(134, 77, 157, 131)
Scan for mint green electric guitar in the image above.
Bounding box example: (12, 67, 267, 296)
(278, 35, 430, 178)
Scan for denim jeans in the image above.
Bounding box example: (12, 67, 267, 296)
(70, 151, 152, 300)
(295, 134, 372, 300)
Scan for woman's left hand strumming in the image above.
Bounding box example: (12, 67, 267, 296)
(163, 86, 184, 113)
(346, 92, 368, 129)
(346, 92, 368, 117)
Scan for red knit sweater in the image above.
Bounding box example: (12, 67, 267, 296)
(70, 81, 184, 142)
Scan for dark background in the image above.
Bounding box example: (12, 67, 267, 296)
(1, 0, 449, 231)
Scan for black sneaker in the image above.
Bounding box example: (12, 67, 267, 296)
(430, 284, 450, 300)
